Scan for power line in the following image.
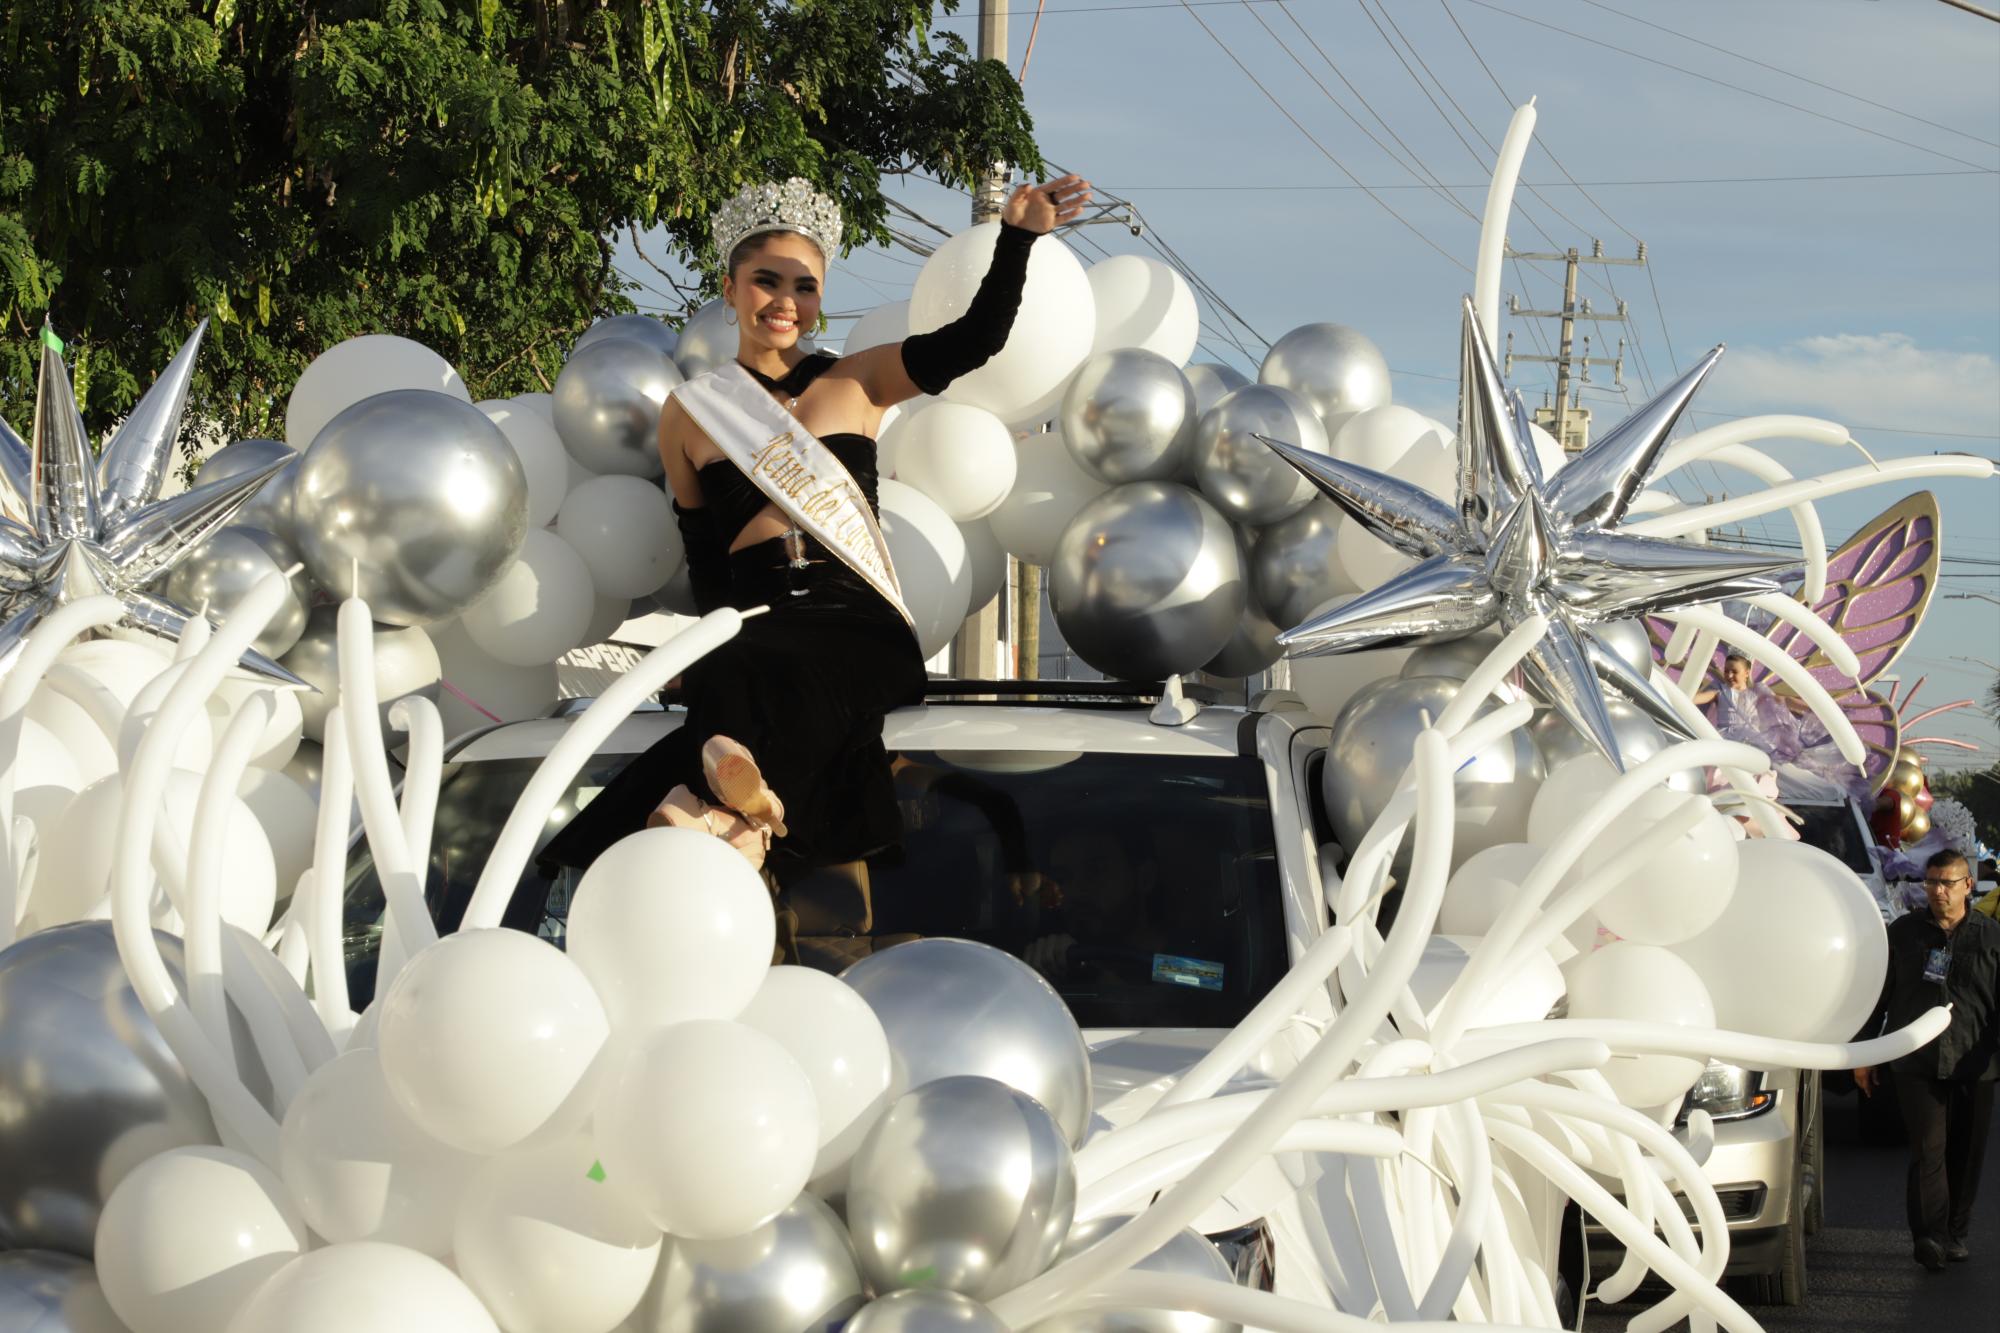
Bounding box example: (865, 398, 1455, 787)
(1573, 0, 2000, 151)
(1094, 169, 2000, 189)
(1168, 0, 1474, 272)
(1454, 0, 2000, 174)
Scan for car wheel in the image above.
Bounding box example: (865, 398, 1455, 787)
(1803, 1076, 1825, 1236)
(1737, 1171, 1808, 1307)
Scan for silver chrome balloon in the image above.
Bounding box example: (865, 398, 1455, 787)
(281, 738, 326, 802)
(1049, 482, 1246, 682)
(1029, 1213, 1241, 1333)
(1060, 349, 1198, 485)
(1263, 298, 1789, 771)
(163, 526, 311, 658)
(0, 1249, 125, 1332)
(847, 1290, 1011, 1333)
(196, 438, 298, 542)
(292, 388, 530, 626)
(551, 337, 679, 479)
(280, 605, 441, 745)
(1400, 630, 1502, 681)
(1530, 700, 1701, 794)
(0, 333, 301, 680)
(1257, 323, 1390, 435)
(847, 1076, 1076, 1301)
(1190, 384, 1325, 525)
(0, 923, 274, 1258)
(575, 313, 680, 361)
(673, 299, 739, 379)
(1204, 533, 1284, 677)
(1182, 362, 1250, 419)
(634, 1193, 864, 1333)
(1322, 674, 1544, 867)
(1249, 499, 1351, 629)
(1589, 617, 1653, 680)
(839, 939, 1093, 1148)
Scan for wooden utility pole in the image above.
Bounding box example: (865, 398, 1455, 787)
(950, 0, 1012, 681)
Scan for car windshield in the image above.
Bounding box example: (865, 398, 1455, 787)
(344, 744, 1289, 1031)
(1790, 801, 1876, 875)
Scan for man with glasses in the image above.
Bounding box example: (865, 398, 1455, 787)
(1856, 848, 2000, 1270)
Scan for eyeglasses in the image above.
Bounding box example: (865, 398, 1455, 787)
(1924, 875, 1969, 889)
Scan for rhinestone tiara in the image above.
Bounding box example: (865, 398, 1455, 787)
(711, 177, 843, 266)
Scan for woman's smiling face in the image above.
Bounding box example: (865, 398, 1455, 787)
(723, 231, 825, 353)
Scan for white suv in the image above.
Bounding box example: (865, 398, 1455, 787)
(335, 683, 1812, 1312)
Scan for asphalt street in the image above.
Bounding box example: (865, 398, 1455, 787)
(1587, 1086, 1999, 1332)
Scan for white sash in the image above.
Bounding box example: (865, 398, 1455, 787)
(672, 363, 913, 630)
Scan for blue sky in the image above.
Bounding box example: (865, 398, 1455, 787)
(629, 0, 2000, 763)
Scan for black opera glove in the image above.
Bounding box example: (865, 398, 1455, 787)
(673, 502, 734, 615)
(898, 221, 1038, 396)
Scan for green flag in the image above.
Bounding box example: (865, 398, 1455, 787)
(40, 325, 64, 356)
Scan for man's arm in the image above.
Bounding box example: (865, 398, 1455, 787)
(1855, 921, 1901, 1096)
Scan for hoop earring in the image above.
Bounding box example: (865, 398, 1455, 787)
(725, 308, 738, 326)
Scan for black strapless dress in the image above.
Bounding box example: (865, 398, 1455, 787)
(539, 363, 927, 874)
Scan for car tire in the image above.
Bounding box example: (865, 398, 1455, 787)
(1737, 1165, 1809, 1307)
(1803, 1077, 1825, 1237)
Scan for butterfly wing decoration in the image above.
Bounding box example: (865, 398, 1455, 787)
(1646, 491, 1938, 797)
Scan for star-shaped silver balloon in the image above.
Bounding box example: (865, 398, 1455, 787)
(0, 324, 303, 682)
(1260, 297, 1794, 769)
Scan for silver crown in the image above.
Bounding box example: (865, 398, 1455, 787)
(711, 177, 843, 265)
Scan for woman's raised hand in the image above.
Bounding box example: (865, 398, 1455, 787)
(1003, 173, 1092, 234)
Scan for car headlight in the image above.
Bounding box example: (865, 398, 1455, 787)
(1679, 1060, 1776, 1123)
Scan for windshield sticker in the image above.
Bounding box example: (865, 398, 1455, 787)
(1153, 954, 1224, 992)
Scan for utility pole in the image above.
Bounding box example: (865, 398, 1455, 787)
(953, 0, 1011, 680)
(1503, 240, 1643, 452)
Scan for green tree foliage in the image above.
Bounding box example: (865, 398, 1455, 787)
(0, 0, 1041, 442)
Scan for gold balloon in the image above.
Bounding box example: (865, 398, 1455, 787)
(1888, 758, 1926, 798)
(1897, 791, 1918, 829)
(1904, 807, 1932, 842)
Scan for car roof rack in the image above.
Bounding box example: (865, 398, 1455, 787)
(918, 677, 1229, 708)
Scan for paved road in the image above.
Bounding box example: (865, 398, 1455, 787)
(1588, 1084, 1999, 1332)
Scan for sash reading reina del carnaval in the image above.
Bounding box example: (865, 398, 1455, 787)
(671, 362, 916, 636)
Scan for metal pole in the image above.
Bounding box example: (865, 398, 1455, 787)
(1553, 249, 1578, 449)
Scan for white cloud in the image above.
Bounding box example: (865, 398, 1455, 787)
(1704, 332, 2000, 437)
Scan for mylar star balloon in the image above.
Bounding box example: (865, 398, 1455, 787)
(0, 324, 303, 682)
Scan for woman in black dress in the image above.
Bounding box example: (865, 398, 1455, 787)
(542, 172, 1091, 886)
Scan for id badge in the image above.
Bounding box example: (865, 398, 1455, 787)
(1923, 947, 1951, 986)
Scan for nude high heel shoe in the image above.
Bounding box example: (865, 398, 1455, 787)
(647, 784, 770, 870)
(701, 735, 789, 838)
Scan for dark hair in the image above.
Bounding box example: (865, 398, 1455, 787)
(1724, 649, 1751, 665)
(1925, 848, 1971, 875)
(726, 229, 826, 279)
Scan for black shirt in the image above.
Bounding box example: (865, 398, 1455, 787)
(1869, 907, 2000, 1082)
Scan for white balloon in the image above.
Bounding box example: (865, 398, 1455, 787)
(426, 618, 560, 739)
(454, 1134, 662, 1333)
(557, 475, 682, 599)
(96, 1145, 307, 1333)
(910, 223, 1095, 424)
(481, 398, 574, 529)
(1567, 943, 1716, 1107)
(1528, 755, 1615, 849)
(26, 680, 120, 786)
(119, 666, 215, 771)
(208, 676, 305, 771)
(567, 827, 777, 1031)
(278, 1049, 483, 1254)
(1439, 842, 1545, 937)
(236, 768, 318, 911)
(225, 1243, 498, 1333)
(286, 335, 469, 452)
(1287, 600, 1412, 723)
(378, 929, 610, 1154)
(673, 299, 737, 380)
(1528, 421, 1566, 477)
(959, 517, 1008, 616)
(1408, 934, 1563, 1028)
(844, 300, 911, 355)
(580, 592, 635, 648)
(28, 771, 275, 936)
(1551, 780, 1740, 946)
(462, 528, 596, 667)
(7, 713, 80, 794)
(1085, 254, 1199, 366)
(1331, 516, 1413, 592)
(985, 430, 1109, 567)
(592, 1020, 819, 1240)
(52, 639, 209, 771)
(1673, 840, 1889, 1044)
(1330, 405, 1451, 483)
(878, 479, 972, 659)
(882, 401, 1018, 522)
(738, 966, 894, 1181)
